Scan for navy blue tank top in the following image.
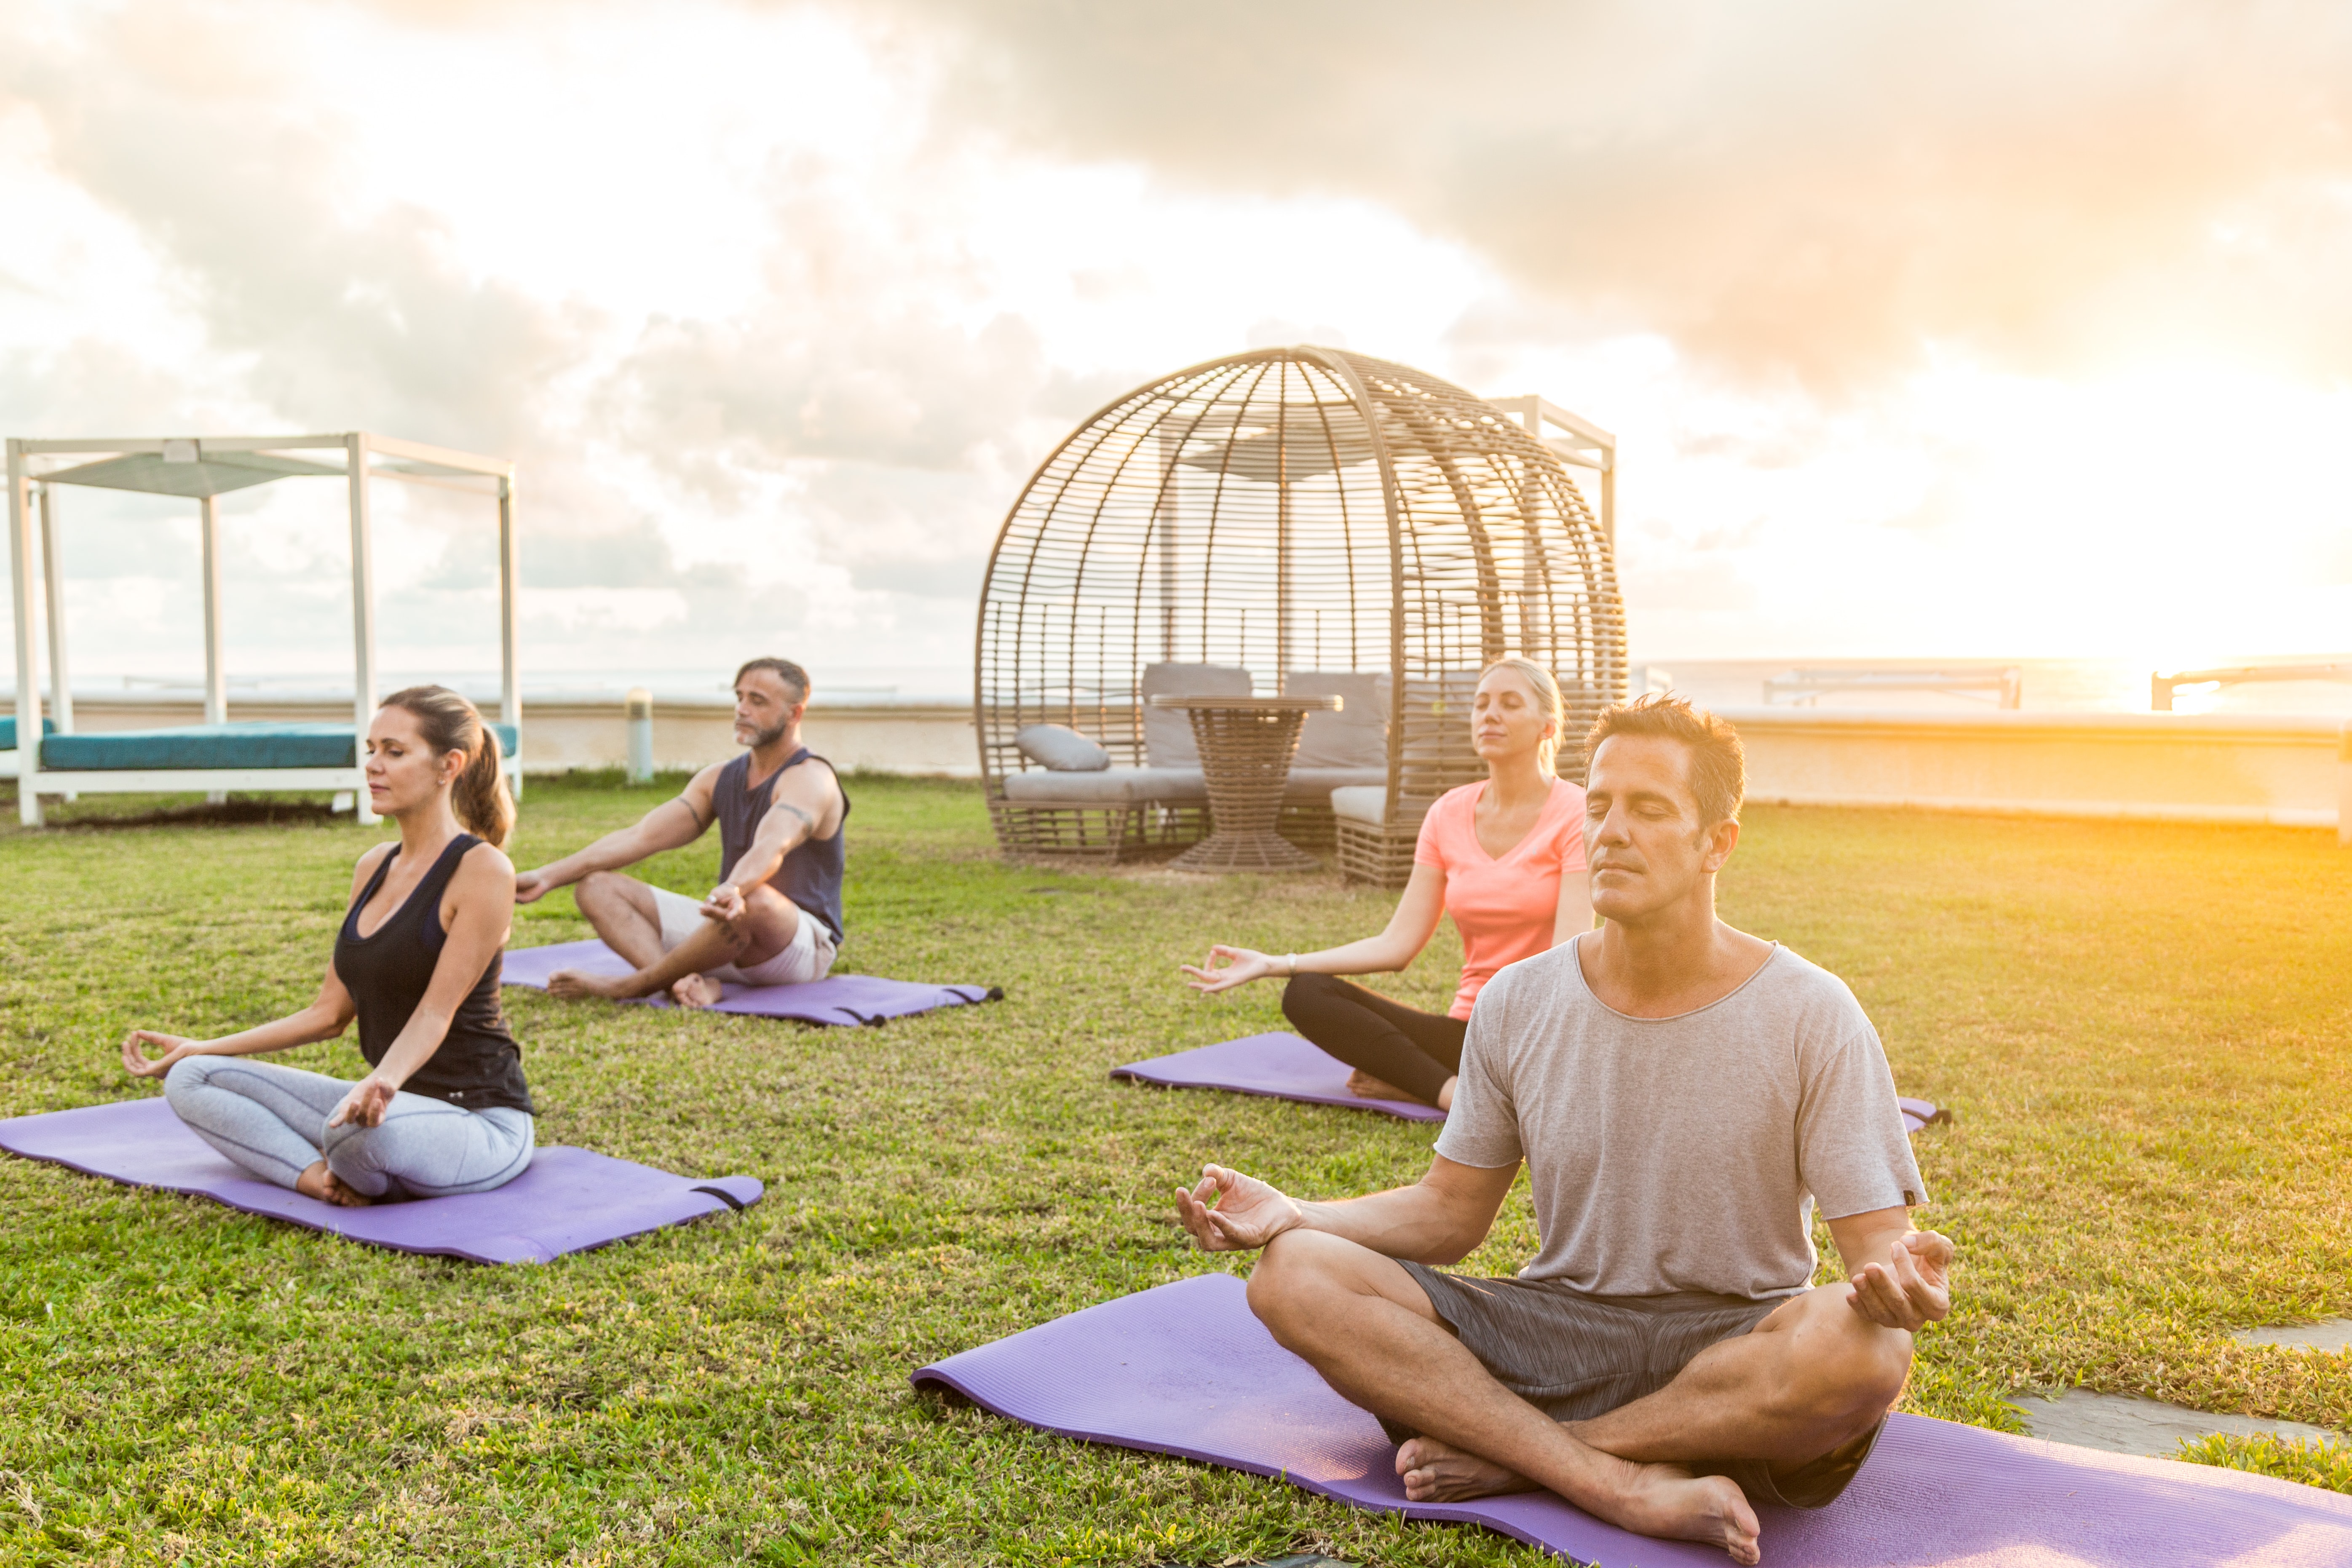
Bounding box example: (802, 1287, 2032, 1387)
(333, 834, 532, 1113)
(715, 748, 848, 943)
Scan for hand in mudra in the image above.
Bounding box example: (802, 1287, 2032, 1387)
(121, 1030, 198, 1080)
(327, 1075, 398, 1131)
(1847, 1229, 1956, 1333)
(1175, 1164, 1305, 1252)
(512, 869, 552, 905)
(701, 883, 747, 923)
(1181, 945, 1279, 995)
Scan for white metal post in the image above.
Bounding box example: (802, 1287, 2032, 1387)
(497, 471, 521, 800)
(347, 433, 379, 825)
(198, 493, 226, 725)
(37, 483, 71, 734)
(198, 492, 227, 803)
(2339, 722, 2351, 850)
(7, 441, 41, 825)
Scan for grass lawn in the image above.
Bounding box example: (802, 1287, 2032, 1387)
(3, 774, 2350, 1565)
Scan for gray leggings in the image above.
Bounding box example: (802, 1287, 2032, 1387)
(164, 1056, 534, 1199)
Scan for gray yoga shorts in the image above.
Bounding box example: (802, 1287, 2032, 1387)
(1394, 1263, 1886, 1510)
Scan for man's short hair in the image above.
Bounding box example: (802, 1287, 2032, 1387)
(734, 657, 811, 704)
(1585, 694, 1746, 827)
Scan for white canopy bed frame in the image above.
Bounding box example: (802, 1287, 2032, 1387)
(4, 433, 519, 827)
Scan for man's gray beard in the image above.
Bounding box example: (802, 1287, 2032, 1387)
(743, 717, 792, 750)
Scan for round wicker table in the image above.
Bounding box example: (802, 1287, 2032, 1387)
(1148, 694, 1343, 873)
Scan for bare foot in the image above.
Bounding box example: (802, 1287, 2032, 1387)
(294, 1161, 372, 1208)
(1595, 1455, 1761, 1565)
(671, 974, 725, 1009)
(1347, 1069, 1415, 1103)
(1397, 1434, 1533, 1500)
(548, 968, 635, 1000)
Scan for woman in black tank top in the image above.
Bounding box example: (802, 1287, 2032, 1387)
(123, 687, 535, 1208)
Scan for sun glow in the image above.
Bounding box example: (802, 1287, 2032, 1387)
(3, 1, 2348, 698)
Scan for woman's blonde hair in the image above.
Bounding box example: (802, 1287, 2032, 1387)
(1479, 656, 1567, 776)
(380, 685, 514, 848)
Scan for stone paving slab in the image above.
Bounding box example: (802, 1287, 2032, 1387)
(2234, 1319, 2352, 1353)
(2007, 1387, 2340, 1456)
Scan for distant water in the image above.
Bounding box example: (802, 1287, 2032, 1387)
(814, 656, 2352, 716)
(504, 656, 2352, 716)
(89, 656, 2352, 717)
(1636, 656, 2352, 717)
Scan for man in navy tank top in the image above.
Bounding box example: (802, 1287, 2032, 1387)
(516, 657, 851, 1008)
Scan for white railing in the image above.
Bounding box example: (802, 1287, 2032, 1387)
(2150, 662, 2352, 712)
(1725, 706, 2349, 843)
(1763, 666, 2023, 709)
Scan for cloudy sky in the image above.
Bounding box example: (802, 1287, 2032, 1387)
(4, 0, 2349, 695)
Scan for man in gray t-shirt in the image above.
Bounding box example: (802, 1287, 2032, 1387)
(1176, 696, 1954, 1567)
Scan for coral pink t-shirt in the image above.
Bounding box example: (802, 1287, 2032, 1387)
(1415, 777, 1588, 1020)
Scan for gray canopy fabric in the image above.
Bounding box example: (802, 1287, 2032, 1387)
(39, 449, 348, 498)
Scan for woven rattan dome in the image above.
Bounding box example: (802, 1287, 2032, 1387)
(974, 345, 1625, 859)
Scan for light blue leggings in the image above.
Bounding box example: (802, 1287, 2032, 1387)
(164, 1057, 533, 1199)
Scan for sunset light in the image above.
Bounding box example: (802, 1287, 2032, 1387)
(5, 1, 2346, 697)
(8, 7, 2352, 1563)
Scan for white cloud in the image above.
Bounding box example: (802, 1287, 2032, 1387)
(4, 0, 2349, 709)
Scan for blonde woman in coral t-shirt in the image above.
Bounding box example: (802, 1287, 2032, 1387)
(1183, 657, 1592, 1111)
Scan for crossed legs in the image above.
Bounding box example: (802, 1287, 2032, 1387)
(165, 1057, 534, 1206)
(549, 870, 802, 1009)
(1246, 1230, 1910, 1565)
(1281, 972, 1466, 1108)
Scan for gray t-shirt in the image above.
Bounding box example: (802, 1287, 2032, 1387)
(1436, 939, 1927, 1300)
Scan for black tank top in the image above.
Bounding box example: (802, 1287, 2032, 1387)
(333, 834, 533, 1114)
(714, 747, 848, 944)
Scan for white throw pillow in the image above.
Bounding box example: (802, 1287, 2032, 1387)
(1014, 723, 1112, 772)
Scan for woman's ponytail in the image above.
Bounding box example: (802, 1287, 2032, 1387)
(380, 685, 516, 848)
(454, 721, 514, 848)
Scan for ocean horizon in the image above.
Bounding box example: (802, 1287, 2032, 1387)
(49, 652, 2352, 719)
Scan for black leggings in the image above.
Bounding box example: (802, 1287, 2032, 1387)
(1281, 971, 1466, 1108)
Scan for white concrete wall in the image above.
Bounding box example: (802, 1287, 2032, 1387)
(10, 691, 2350, 835)
(2, 688, 980, 777)
(525, 694, 978, 777)
(1722, 707, 2349, 830)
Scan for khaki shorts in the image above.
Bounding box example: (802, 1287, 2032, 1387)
(1397, 1263, 1885, 1510)
(650, 885, 838, 986)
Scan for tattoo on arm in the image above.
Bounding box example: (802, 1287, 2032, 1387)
(776, 802, 815, 831)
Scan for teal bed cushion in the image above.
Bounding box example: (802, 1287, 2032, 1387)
(39, 722, 519, 771)
(0, 717, 58, 749)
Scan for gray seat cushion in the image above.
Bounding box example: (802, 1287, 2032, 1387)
(1014, 723, 1111, 772)
(1284, 671, 1390, 768)
(1001, 763, 1375, 809)
(1283, 766, 1386, 803)
(1001, 767, 1209, 805)
(1140, 662, 1252, 767)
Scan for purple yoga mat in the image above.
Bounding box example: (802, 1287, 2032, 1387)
(0, 1097, 763, 1265)
(1112, 1033, 1447, 1122)
(500, 939, 1001, 1026)
(914, 1273, 2352, 1567)
(1900, 1097, 1948, 1134)
(1115, 1036, 1951, 1135)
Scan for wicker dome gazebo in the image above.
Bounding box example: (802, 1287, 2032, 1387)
(975, 346, 1625, 875)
